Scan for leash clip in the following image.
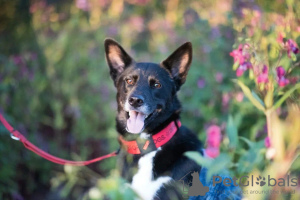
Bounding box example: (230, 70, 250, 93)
(10, 131, 20, 141)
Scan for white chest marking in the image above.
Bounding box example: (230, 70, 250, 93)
(140, 132, 150, 139)
(131, 149, 171, 200)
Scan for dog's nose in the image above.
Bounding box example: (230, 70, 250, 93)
(128, 95, 144, 107)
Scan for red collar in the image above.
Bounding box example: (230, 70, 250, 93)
(119, 120, 181, 154)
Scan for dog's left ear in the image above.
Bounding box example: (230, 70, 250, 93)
(104, 38, 135, 85)
(161, 42, 192, 89)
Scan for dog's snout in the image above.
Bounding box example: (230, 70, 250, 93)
(128, 95, 144, 107)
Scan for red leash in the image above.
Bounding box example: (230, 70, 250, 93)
(0, 113, 118, 166)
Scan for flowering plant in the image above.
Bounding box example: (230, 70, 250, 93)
(187, 4, 300, 199)
(228, 6, 300, 199)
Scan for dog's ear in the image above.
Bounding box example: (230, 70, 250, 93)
(161, 42, 192, 89)
(104, 38, 134, 85)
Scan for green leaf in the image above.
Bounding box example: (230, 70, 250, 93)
(249, 69, 254, 80)
(207, 154, 231, 180)
(239, 136, 254, 148)
(287, 0, 294, 6)
(233, 62, 239, 70)
(184, 151, 212, 168)
(233, 79, 265, 111)
(291, 53, 297, 61)
(251, 91, 265, 107)
(272, 83, 300, 110)
(226, 115, 238, 149)
(237, 141, 265, 174)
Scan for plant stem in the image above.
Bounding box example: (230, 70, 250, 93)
(265, 109, 272, 145)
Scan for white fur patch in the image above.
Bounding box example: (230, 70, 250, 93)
(131, 149, 171, 200)
(124, 100, 150, 115)
(140, 132, 150, 139)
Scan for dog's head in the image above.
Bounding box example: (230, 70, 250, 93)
(104, 39, 192, 135)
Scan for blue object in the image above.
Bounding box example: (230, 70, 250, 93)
(188, 167, 242, 200)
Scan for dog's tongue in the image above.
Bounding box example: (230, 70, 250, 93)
(127, 111, 146, 134)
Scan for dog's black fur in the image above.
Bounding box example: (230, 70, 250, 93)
(105, 39, 202, 200)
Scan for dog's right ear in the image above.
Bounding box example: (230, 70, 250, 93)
(104, 38, 134, 85)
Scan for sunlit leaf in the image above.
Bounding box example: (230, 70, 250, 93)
(291, 53, 297, 61)
(251, 91, 265, 107)
(233, 79, 265, 111)
(272, 83, 300, 110)
(233, 61, 239, 70)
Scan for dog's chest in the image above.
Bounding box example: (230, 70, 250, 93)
(131, 149, 171, 200)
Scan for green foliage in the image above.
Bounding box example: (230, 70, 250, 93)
(226, 115, 238, 149)
(0, 0, 299, 199)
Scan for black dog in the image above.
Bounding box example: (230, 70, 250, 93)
(104, 38, 203, 200)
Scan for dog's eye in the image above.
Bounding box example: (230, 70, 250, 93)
(126, 79, 134, 85)
(154, 83, 162, 88)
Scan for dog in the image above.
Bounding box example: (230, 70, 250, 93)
(104, 39, 241, 200)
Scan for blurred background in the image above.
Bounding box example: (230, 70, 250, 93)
(0, 0, 300, 199)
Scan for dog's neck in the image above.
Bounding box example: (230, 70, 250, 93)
(119, 120, 181, 154)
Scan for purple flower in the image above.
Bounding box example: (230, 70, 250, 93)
(197, 78, 206, 88)
(12, 55, 23, 65)
(287, 39, 299, 55)
(276, 66, 285, 78)
(236, 62, 252, 77)
(265, 137, 271, 148)
(276, 66, 290, 87)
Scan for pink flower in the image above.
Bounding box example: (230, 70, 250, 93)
(205, 125, 221, 158)
(277, 35, 299, 57)
(76, 0, 89, 11)
(257, 74, 269, 83)
(222, 93, 230, 110)
(265, 137, 271, 148)
(230, 45, 245, 64)
(277, 33, 284, 44)
(215, 72, 223, 83)
(129, 16, 144, 32)
(236, 62, 252, 77)
(276, 66, 290, 87)
(257, 65, 269, 84)
(205, 148, 220, 158)
(235, 92, 244, 102)
(278, 77, 290, 87)
(236, 66, 246, 77)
